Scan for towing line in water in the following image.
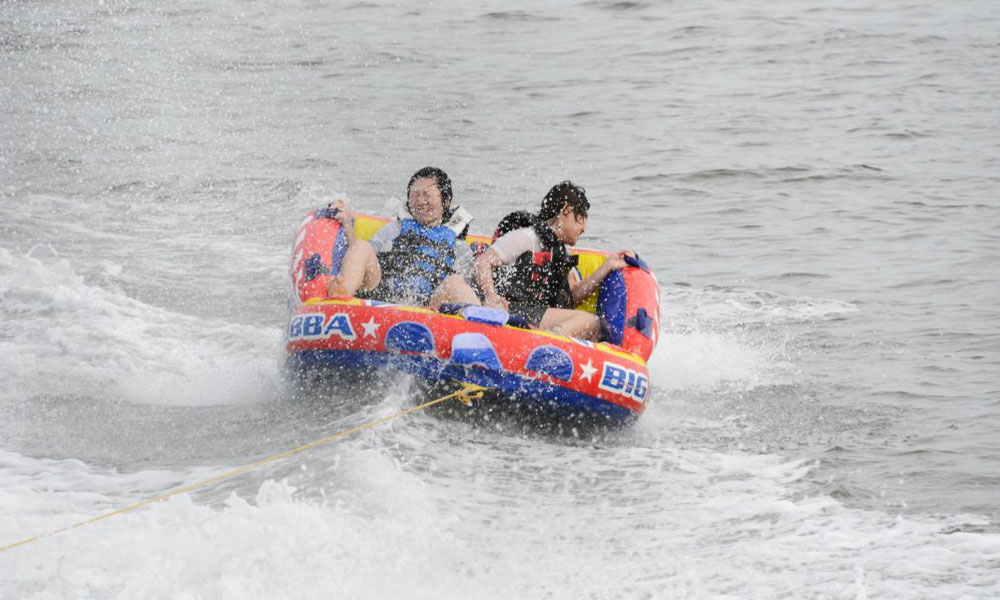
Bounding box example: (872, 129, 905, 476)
(0, 382, 489, 554)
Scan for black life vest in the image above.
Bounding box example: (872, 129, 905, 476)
(379, 218, 457, 303)
(492, 211, 577, 310)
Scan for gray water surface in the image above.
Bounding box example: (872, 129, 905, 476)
(2, 1, 999, 597)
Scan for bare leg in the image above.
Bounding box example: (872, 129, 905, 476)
(326, 239, 381, 297)
(427, 274, 482, 309)
(539, 308, 601, 341)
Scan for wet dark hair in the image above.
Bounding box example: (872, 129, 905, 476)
(538, 181, 589, 221)
(407, 166, 453, 217)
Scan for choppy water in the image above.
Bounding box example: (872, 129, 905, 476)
(2, 0, 999, 597)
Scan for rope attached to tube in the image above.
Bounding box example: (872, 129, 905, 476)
(0, 382, 489, 553)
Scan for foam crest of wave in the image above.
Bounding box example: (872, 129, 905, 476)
(667, 285, 858, 328)
(3, 444, 997, 599)
(0, 248, 281, 406)
(655, 329, 786, 393)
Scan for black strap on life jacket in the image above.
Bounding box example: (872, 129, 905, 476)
(492, 212, 578, 309)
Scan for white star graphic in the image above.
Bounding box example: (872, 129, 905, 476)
(361, 317, 380, 339)
(579, 359, 597, 383)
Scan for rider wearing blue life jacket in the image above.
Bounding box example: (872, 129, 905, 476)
(360, 205, 465, 304)
(326, 167, 481, 308)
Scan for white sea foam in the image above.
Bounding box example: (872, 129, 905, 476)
(649, 330, 784, 393)
(0, 248, 281, 406)
(663, 286, 858, 330)
(647, 284, 808, 394)
(2, 443, 997, 599)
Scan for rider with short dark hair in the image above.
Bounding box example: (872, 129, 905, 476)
(326, 167, 480, 308)
(474, 181, 631, 340)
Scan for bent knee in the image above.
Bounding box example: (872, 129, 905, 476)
(439, 274, 464, 287)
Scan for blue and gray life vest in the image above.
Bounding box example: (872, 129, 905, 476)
(379, 218, 457, 303)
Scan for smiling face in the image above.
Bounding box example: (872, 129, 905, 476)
(406, 177, 446, 227)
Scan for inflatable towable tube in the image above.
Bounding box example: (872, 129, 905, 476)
(284, 208, 661, 428)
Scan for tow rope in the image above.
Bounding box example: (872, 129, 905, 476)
(0, 381, 489, 553)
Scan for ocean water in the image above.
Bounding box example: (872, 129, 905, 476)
(2, 0, 999, 597)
